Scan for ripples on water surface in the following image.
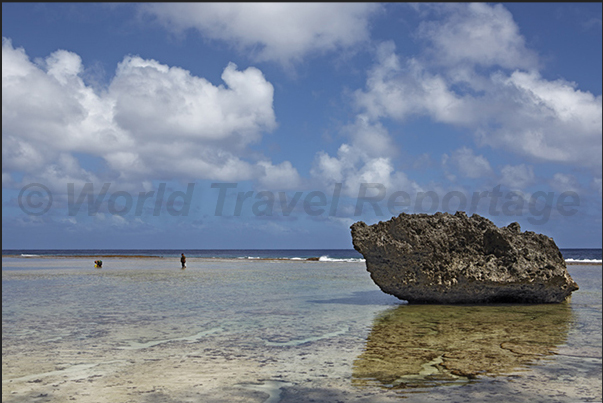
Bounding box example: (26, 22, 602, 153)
(2, 257, 601, 402)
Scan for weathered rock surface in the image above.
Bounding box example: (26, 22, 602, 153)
(350, 212, 579, 303)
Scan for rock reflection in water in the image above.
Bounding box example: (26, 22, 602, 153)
(352, 303, 573, 389)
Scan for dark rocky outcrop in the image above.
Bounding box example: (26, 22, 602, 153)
(350, 212, 578, 304)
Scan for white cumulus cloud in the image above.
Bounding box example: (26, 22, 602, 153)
(443, 147, 493, 179)
(417, 3, 538, 70)
(311, 116, 421, 197)
(353, 5, 602, 169)
(2, 38, 300, 192)
(141, 3, 381, 66)
(499, 164, 535, 189)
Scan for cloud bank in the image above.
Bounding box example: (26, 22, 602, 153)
(141, 3, 381, 66)
(353, 5, 602, 170)
(311, 3, 601, 199)
(2, 38, 300, 192)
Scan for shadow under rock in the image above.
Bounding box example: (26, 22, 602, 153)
(309, 290, 403, 306)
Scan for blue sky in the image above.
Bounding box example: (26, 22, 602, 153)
(2, 3, 602, 249)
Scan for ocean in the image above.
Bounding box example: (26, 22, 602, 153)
(3, 248, 602, 263)
(2, 250, 601, 402)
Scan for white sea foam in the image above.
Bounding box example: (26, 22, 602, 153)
(234, 255, 364, 262)
(318, 255, 365, 263)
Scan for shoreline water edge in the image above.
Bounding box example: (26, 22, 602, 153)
(3, 256, 602, 265)
(2, 248, 603, 265)
(2, 254, 601, 402)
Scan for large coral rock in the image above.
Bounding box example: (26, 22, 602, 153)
(350, 212, 578, 303)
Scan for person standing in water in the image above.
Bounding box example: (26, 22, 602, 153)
(180, 253, 186, 269)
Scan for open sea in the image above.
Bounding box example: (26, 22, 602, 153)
(2, 249, 601, 402)
(3, 248, 602, 263)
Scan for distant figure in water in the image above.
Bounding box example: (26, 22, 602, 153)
(181, 253, 186, 269)
(94, 260, 102, 268)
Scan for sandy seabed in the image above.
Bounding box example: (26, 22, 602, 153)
(2, 258, 601, 403)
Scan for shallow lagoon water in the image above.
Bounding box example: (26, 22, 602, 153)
(2, 258, 601, 402)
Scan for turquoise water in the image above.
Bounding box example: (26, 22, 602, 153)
(2, 257, 601, 402)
